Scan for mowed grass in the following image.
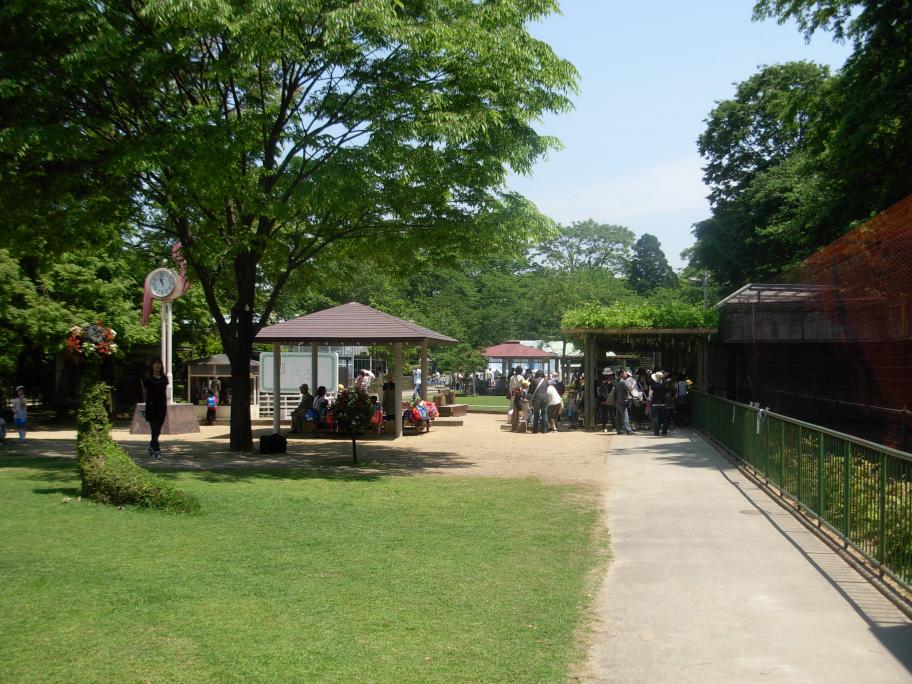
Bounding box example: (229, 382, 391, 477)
(456, 394, 510, 409)
(0, 455, 606, 683)
(457, 394, 565, 410)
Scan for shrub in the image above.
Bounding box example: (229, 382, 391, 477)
(76, 380, 200, 514)
(561, 301, 719, 330)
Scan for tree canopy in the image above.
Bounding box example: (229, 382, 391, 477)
(532, 220, 634, 274)
(692, 1, 912, 290)
(1, 0, 578, 449)
(626, 234, 677, 295)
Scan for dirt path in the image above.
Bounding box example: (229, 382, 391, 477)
(16, 412, 613, 485)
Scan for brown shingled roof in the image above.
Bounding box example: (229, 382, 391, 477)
(254, 302, 458, 346)
(483, 341, 558, 359)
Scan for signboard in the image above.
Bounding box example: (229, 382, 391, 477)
(260, 352, 340, 392)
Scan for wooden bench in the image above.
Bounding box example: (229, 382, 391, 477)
(403, 417, 431, 434)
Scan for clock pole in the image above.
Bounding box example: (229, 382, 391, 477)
(162, 300, 173, 404)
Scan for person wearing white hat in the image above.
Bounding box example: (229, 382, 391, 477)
(649, 371, 669, 436)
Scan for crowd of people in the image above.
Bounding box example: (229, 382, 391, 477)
(583, 366, 691, 436)
(505, 365, 692, 436)
(506, 366, 567, 434)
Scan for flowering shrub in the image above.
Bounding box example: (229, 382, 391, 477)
(329, 389, 373, 433)
(66, 322, 118, 360)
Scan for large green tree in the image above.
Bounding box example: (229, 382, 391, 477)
(754, 0, 912, 231)
(1, 0, 576, 449)
(692, 61, 834, 287)
(532, 220, 634, 275)
(626, 234, 677, 296)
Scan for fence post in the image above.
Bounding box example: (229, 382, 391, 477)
(780, 420, 786, 497)
(878, 451, 887, 575)
(797, 425, 803, 510)
(817, 431, 824, 526)
(844, 444, 851, 548)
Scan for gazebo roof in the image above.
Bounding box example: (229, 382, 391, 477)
(254, 302, 458, 346)
(483, 340, 559, 359)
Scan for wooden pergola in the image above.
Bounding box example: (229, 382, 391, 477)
(255, 302, 457, 437)
(561, 327, 717, 429)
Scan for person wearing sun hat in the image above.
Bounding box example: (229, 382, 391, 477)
(649, 370, 669, 436)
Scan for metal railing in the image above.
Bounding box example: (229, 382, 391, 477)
(693, 392, 912, 592)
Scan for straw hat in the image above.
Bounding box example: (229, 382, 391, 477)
(651, 371, 664, 383)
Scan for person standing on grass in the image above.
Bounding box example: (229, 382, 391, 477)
(13, 386, 27, 444)
(141, 357, 168, 459)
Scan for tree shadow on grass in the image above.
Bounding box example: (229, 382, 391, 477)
(3, 433, 477, 486)
(32, 486, 82, 496)
(1, 455, 79, 484)
(144, 443, 476, 485)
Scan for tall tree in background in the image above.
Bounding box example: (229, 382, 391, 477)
(693, 61, 833, 288)
(533, 220, 634, 274)
(1, 0, 576, 450)
(754, 0, 912, 226)
(627, 234, 677, 296)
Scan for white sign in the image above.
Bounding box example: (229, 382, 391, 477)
(260, 352, 340, 392)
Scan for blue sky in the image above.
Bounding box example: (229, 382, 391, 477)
(506, 0, 852, 269)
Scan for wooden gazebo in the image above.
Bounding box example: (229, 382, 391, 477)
(483, 340, 560, 376)
(255, 302, 457, 437)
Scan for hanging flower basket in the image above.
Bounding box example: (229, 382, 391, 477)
(66, 321, 119, 361)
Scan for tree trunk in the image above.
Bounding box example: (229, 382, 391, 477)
(224, 252, 259, 452)
(228, 350, 254, 451)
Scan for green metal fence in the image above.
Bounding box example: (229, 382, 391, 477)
(693, 392, 912, 591)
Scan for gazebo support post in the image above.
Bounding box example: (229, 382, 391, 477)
(311, 343, 318, 394)
(272, 342, 281, 434)
(394, 342, 403, 438)
(420, 339, 428, 401)
(585, 335, 595, 430)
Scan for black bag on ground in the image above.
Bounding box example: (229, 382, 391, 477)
(259, 433, 287, 454)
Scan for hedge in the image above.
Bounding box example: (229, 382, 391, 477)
(76, 380, 200, 514)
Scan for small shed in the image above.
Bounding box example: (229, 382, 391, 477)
(186, 354, 260, 406)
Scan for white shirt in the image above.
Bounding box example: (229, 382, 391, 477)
(546, 384, 562, 407)
(413, 369, 422, 385)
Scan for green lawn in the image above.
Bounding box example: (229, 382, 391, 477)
(0, 455, 606, 682)
(455, 393, 510, 408)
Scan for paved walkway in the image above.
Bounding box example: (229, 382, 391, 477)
(584, 429, 912, 683)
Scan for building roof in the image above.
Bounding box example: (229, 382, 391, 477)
(715, 283, 842, 308)
(483, 340, 559, 359)
(186, 354, 259, 376)
(254, 302, 458, 346)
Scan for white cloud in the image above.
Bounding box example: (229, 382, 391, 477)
(530, 158, 710, 224)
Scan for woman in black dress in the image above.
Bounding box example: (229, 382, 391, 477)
(141, 357, 168, 459)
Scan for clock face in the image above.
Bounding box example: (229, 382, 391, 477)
(150, 268, 177, 299)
